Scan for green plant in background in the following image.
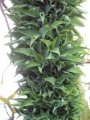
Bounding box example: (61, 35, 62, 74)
(78, 80, 90, 120)
(5, 0, 89, 119)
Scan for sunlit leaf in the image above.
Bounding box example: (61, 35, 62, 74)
(71, 17, 84, 27)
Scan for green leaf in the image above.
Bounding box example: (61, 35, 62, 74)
(17, 29, 39, 38)
(64, 23, 73, 29)
(19, 90, 31, 95)
(45, 52, 56, 59)
(67, 67, 84, 75)
(69, 116, 78, 120)
(13, 98, 27, 102)
(75, 7, 87, 14)
(45, 5, 52, 14)
(28, 91, 42, 100)
(48, 90, 53, 98)
(30, 34, 40, 47)
(18, 111, 30, 119)
(12, 102, 22, 107)
(51, 37, 57, 48)
(51, 21, 65, 28)
(65, 84, 75, 93)
(60, 115, 66, 120)
(14, 48, 32, 56)
(60, 52, 67, 58)
(42, 48, 49, 58)
(41, 39, 52, 49)
(53, 106, 57, 115)
(39, 24, 52, 38)
(72, 27, 81, 37)
(16, 77, 26, 83)
(21, 7, 39, 18)
(59, 42, 70, 53)
(56, 85, 67, 93)
(46, 30, 55, 39)
(50, 47, 60, 55)
(72, 7, 80, 15)
(71, 17, 84, 27)
(68, 46, 86, 54)
(26, 60, 40, 68)
(39, 21, 66, 38)
(38, 66, 42, 73)
(14, 59, 25, 66)
(36, 41, 42, 54)
(31, 50, 43, 63)
(56, 76, 66, 84)
(22, 100, 34, 107)
(64, 53, 81, 62)
(6, 14, 19, 25)
(57, 100, 67, 107)
(24, 21, 39, 27)
(44, 77, 56, 85)
(60, 29, 70, 34)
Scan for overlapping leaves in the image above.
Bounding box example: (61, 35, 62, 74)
(7, 0, 87, 119)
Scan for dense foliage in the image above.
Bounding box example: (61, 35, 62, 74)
(6, 0, 87, 119)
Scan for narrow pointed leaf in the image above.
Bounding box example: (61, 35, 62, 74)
(22, 100, 34, 107)
(68, 46, 86, 54)
(52, 21, 66, 28)
(15, 48, 32, 56)
(21, 7, 39, 18)
(17, 29, 39, 38)
(67, 67, 84, 75)
(71, 17, 84, 27)
(26, 60, 40, 68)
(64, 53, 81, 62)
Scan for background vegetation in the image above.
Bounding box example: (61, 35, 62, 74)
(79, 80, 90, 120)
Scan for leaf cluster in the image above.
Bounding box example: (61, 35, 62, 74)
(6, 0, 87, 119)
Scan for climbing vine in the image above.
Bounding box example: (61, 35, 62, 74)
(0, 0, 89, 120)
